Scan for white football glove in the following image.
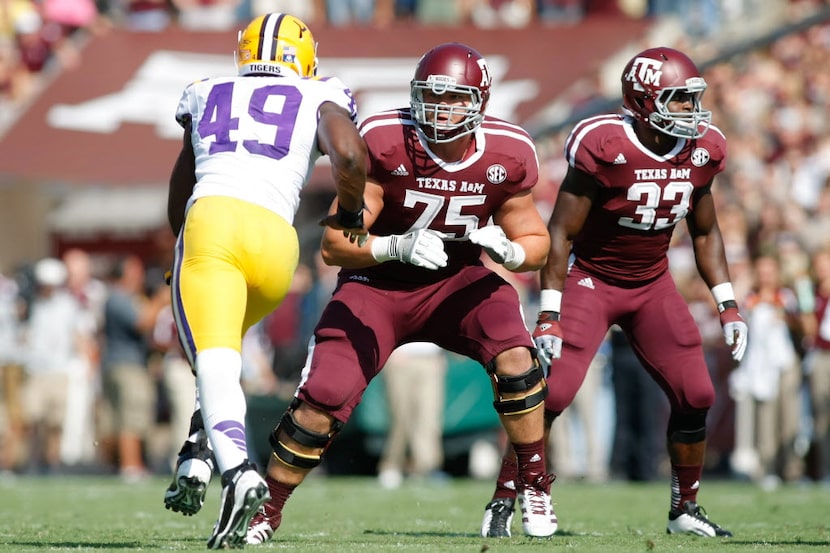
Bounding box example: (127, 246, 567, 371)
(719, 303, 748, 362)
(468, 225, 525, 270)
(371, 229, 448, 270)
(532, 311, 563, 372)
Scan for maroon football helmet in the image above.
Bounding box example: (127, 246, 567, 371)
(621, 47, 711, 138)
(410, 42, 492, 143)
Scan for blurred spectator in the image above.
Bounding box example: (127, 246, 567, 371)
(537, 0, 584, 24)
(648, 0, 722, 38)
(321, 0, 393, 27)
(173, 0, 240, 30)
(464, 0, 535, 28)
(802, 248, 830, 483)
(100, 255, 167, 481)
(0, 1, 38, 102)
(798, 178, 830, 255)
(59, 248, 105, 467)
(415, 0, 463, 25)
(40, 0, 105, 69)
(246, 0, 322, 24)
(729, 254, 804, 488)
(390, 0, 417, 22)
(377, 342, 447, 489)
(124, 0, 173, 31)
(14, 8, 52, 74)
(0, 269, 23, 474)
(20, 258, 86, 473)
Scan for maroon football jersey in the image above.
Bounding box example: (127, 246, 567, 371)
(339, 108, 539, 286)
(565, 114, 727, 284)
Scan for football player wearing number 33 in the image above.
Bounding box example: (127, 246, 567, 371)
(242, 41, 556, 545)
(482, 47, 748, 539)
(164, 12, 367, 549)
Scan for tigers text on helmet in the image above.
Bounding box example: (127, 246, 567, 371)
(621, 46, 711, 139)
(410, 42, 492, 143)
(236, 13, 318, 78)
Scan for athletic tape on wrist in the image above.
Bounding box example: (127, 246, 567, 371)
(539, 289, 562, 313)
(710, 282, 735, 305)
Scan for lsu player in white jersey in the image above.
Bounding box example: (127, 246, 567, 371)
(164, 12, 367, 550)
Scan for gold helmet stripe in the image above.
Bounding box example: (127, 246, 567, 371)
(258, 13, 284, 64)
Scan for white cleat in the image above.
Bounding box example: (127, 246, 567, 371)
(517, 473, 557, 537)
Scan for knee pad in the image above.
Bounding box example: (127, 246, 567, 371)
(270, 400, 342, 470)
(667, 411, 707, 444)
(488, 359, 547, 415)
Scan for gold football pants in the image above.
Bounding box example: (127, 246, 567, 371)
(170, 196, 299, 365)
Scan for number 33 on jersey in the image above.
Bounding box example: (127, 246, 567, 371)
(564, 113, 727, 284)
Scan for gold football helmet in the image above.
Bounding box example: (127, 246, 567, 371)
(236, 13, 318, 78)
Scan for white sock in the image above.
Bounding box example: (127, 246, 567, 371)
(196, 347, 248, 474)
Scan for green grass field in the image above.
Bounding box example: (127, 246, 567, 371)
(0, 475, 827, 552)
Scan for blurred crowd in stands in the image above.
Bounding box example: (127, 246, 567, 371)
(1, 0, 830, 489)
(0, 0, 764, 125)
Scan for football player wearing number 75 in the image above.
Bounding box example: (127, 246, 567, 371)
(482, 47, 748, 539)
(164, 12, 367, 549)
(242, 41, 556, 545)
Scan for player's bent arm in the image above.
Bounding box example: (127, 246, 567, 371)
(493, 190, 550, 271)
(687, 183, 732, 288)
(539, 166, 596, 291)
(689, 181, 748, 362)
(168, 119, 197, 236)
(320, 180, 385, 268)
(317, 101, 368, 214)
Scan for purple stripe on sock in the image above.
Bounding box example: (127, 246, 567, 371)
(213, 420, 248, 452)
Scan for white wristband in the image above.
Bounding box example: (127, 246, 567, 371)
(539, 289, 562, 312)
(371, 235, 395, 263)
(503, 242, 526, 270)
(711, 282, 735, 305)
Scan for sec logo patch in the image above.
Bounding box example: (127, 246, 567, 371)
(691, 148, 710, 167)
(487, 164, 507, 184)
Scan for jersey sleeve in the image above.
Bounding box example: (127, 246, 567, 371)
(175, 80, 206, 128)
(315, 76, 359, 122)
(700, 124, 727, 174)
(564, 117, 617, 177)
(175, 88, 191, 128)
(514, 134, 539, 194)
(481, 117, 539, 196)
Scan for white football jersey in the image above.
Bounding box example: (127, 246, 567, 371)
(176, 73, 357, 224)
